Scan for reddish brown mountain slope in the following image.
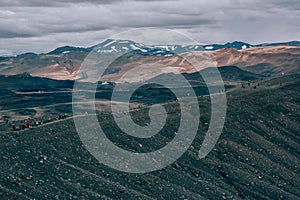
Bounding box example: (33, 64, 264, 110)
(0, 45, 299, 81)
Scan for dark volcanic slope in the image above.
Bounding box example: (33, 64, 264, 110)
(0, 75, 300, 199)
(0, 73, 74, 91)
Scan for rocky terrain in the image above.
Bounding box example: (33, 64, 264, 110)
(0, 74, 299, 199)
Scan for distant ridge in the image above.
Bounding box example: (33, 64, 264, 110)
(48, 46, 91, 55)
(46, 40, 300, 56)
(0, 40, 299, 81)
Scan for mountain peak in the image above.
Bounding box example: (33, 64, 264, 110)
(48, 46, 89, 55)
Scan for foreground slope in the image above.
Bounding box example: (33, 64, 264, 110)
(0, 74, 299, 199)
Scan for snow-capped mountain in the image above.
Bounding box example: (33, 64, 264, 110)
(92, 39, 222, 56)
(203, 41, 252, 51)
(0, 39, 299, 81)
(93, 39, 175, 56)
(92, 39, 299, 56)
(93, 39, 225, 55)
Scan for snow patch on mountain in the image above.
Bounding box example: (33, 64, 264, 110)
(205, 46, 214, 50)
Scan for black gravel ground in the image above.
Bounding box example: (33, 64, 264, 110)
(0, 74, 300, 199)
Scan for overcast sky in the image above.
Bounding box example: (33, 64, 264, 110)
(0, 0, 299, 55)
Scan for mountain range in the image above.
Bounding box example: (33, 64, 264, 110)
(49, 40, 300, 54)
(0, 40, 299, 81)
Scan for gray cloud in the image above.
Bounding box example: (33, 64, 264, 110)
(265, 0, 300, 10)
(0, 0, 299, 55)
(0, 0, 177, 7)
(0, 0, 122, 7)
